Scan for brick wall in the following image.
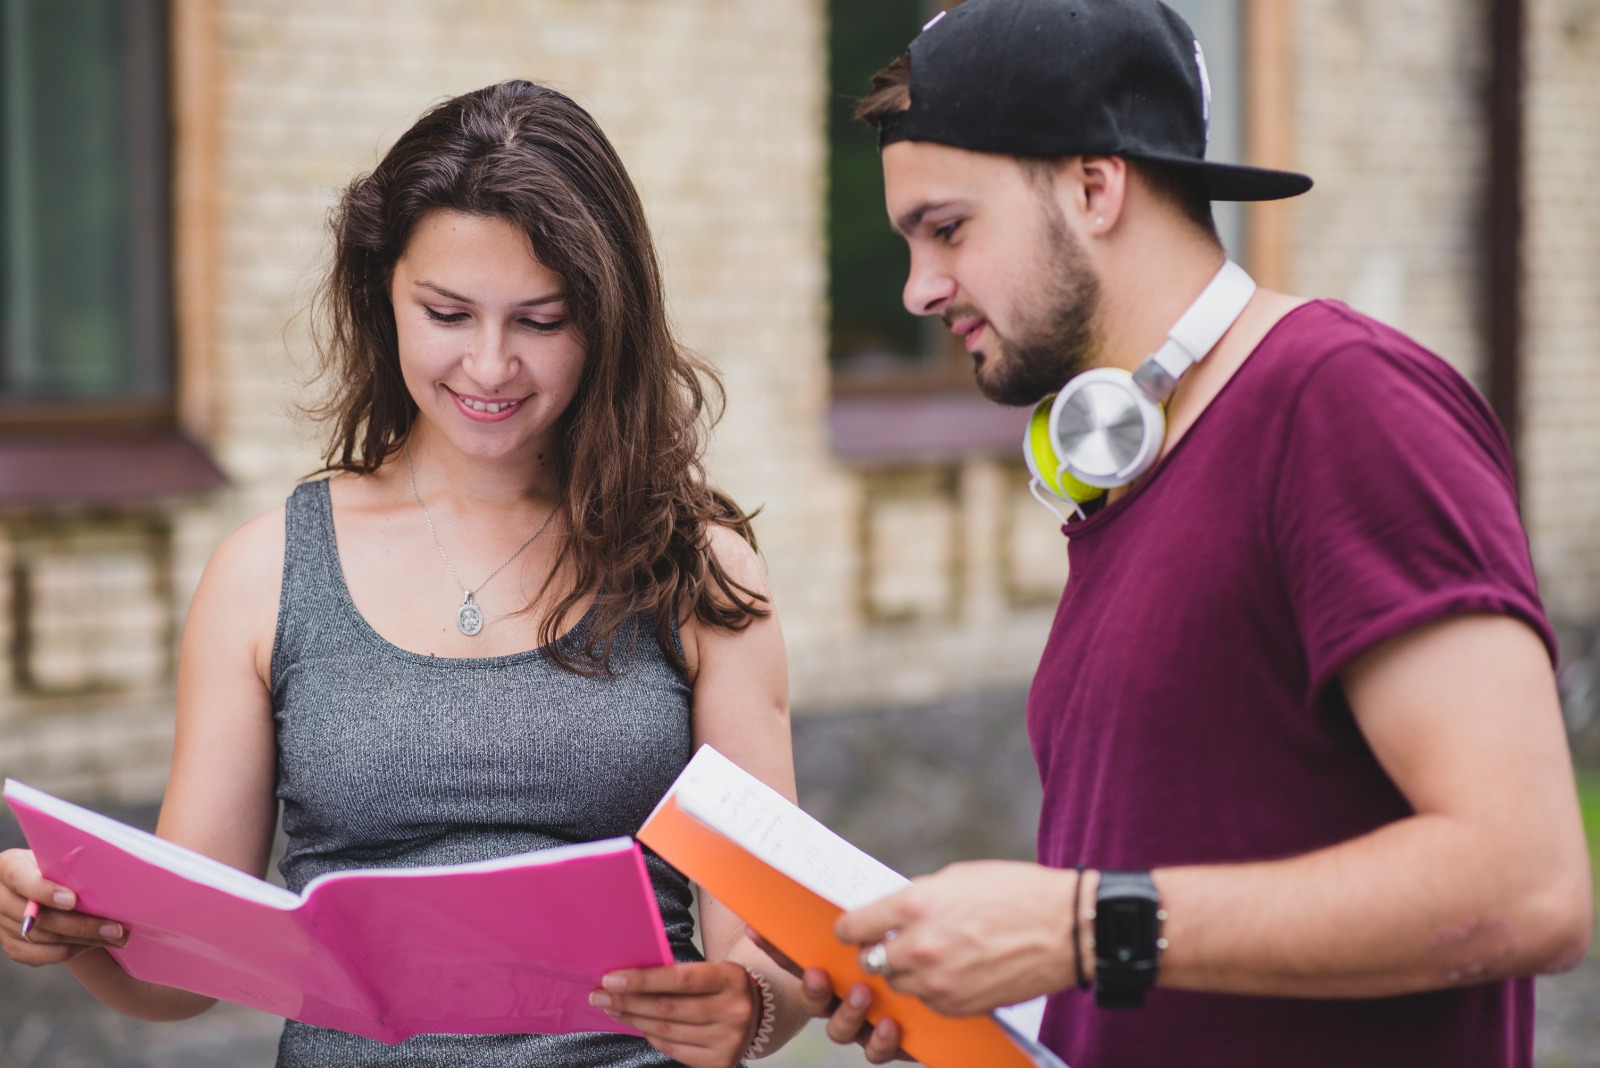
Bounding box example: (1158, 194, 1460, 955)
(1523, 0, 1600, 625)
(1289, 0, 1600, 634)
(1290, 0, 1489, 381)
(3, 0, 1596, 804)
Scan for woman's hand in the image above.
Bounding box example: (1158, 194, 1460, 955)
(0, 848, 126, 967)
(797, 967, 914, 1063)
(592, 959, 760, 1068)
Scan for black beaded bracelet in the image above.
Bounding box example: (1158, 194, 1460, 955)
(1072, 864, 1090, 990)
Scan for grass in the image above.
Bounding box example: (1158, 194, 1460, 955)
(1573, 769, 1600, 969)
(1579, 769, 1600, 891)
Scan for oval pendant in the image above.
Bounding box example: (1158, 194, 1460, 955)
(457, 593, 484, 636)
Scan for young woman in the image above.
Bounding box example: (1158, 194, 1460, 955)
(0, 80, 805, 1068)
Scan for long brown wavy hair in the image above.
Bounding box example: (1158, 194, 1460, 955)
(310, 80, 767, 673)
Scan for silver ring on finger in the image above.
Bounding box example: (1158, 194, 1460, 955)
(859, 940, 893, 977)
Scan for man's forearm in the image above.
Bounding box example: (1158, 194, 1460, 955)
(1125, 811, 1592, 999)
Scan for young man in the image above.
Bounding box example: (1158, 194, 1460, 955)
(794, 2, 1594, 1065)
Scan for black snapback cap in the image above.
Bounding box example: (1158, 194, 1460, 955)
(877, 0, 1312, 202)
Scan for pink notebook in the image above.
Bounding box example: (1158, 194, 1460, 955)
(3, 779, 674, 1044)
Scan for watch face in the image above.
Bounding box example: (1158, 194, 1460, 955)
(1099, 897, 1159, 966)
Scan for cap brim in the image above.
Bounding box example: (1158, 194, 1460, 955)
(1126, 152, 1313, 202)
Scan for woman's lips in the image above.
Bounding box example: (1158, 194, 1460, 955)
(447, 387, 526, 422)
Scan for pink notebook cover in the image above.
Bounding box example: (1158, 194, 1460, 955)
(3, 779, 674, 1044)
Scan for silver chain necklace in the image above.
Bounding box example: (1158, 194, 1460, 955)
(405, 448, 558, 636)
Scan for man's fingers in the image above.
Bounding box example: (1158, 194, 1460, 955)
(836, 889, 909, 945)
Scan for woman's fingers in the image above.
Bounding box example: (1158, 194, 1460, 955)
(0, 848, 125, 964)
(15, 909, 127, 947)
(592, 961, 755, 1068)
(801, 970, 914, 1063)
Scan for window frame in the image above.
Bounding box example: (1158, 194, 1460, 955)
(0, 0, 224, 507)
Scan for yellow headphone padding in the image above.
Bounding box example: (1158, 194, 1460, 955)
(1027, 399, 1104, 504)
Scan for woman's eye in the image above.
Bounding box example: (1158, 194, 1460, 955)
(934, 220, 962, 242)
(524, 318, 568, 334)
(423, 307, 467, 324)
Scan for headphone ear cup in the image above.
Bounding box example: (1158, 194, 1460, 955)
(1025, 397, 1105, 504)
(1047, 369, 1166, 490)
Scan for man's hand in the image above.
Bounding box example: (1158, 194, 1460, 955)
(835, 860, 1079, 1016)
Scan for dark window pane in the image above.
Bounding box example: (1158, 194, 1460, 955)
(0, 0, 170, 409)
(827, 0, 928, 374)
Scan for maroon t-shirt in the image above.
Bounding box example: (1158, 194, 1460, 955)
(1028, 301, 1554, 1067)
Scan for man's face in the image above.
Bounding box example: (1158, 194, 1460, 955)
(882, 140, 1101, 405)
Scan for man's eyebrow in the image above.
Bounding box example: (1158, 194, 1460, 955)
(892, 200, 956, 238)
(414, 281, 565, 307)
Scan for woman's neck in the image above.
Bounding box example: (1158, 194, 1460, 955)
(399, 425, 562, 513)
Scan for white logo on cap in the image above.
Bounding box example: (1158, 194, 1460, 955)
(1194, 41, 1212, 142)
(923, 10, 947, 32)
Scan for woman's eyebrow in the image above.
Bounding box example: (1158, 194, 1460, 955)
(414, 280, 566, 307)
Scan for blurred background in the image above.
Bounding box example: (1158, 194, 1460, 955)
(0, 0, 1597, 1064)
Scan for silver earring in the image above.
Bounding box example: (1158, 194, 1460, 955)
(1096, 215, 1106, 227)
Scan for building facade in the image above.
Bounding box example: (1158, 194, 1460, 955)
(1, 0, 1596, 802)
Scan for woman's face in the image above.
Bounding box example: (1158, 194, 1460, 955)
(389, 209, 586, 466)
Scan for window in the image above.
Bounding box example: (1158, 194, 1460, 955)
(0, 0, 222, 508)
(1, 0, 172, 427)
(828, 0, 964, 392)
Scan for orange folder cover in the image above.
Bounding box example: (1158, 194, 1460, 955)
(638, 746, 1066, 1068)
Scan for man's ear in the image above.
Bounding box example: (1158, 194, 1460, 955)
(1075, 155, 1129, 234)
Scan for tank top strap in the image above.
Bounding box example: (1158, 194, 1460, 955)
(272, 478, 355, 691)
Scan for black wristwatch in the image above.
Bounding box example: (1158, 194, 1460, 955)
(1093, 870, 1165, 1008)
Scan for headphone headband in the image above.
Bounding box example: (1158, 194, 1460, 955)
(1138, 259, 1257, 402)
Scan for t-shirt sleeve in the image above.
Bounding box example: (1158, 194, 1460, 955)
(1269, 335, 1554, 701)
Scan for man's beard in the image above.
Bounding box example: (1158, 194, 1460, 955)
(973, 207, 1101, 406)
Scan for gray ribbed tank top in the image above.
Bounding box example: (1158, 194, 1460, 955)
(270, 479, 697, 1067)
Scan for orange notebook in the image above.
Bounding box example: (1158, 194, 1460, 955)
(638, 746, 1067, 1068)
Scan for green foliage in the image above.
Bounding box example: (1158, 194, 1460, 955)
(1577, 770, 1600, 886)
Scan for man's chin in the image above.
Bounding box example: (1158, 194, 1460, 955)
(975, 362, 1052, 407)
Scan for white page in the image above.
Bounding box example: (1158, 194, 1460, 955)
(664, 748, 1056, 1051)
(6, 779, 639, 909)
(4, 779, 299, 909)
(667, 746, 908, 910)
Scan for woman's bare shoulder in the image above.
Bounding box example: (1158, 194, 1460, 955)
(702, 521, 770, 595)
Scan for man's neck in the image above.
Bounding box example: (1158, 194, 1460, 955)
(1092, 222, 1232, 376)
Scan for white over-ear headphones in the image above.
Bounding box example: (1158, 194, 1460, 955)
(1025, 259, 1257, 519)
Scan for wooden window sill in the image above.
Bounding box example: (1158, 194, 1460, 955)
(0, 429, 227, 509)
(828, 392, 1030, 466)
